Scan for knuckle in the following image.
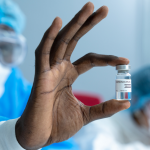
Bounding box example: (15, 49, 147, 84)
(84, 53, 96, 67)
(47, 36, 55, 41)
(61, 38, 71, 45)
(105, 55, 118, 63)
(101, 101, 112, 118)
(42, 47, 51, 55)
(73, 36, 80, 42)
(76, 20, 83, 27)
(107, 55, 118, 59)
(43, 29, 55, 41)
(85, 52, 95, 57)
(74, 13, 84, 27)
(64, 54, 71, 61)
(101, 102, 106, 115)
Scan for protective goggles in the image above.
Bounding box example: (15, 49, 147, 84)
(0, 30, 27, 67)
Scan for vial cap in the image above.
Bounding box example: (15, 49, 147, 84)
(116, 65, 131, 71)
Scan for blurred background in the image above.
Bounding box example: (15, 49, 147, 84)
(1, 0, 150, 150)
(14, 0, 150, 101)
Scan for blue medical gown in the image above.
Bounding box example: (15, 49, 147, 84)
(0, 68, 31, 119)
(0, 67, 79, 150)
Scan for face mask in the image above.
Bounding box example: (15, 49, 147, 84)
(0, 29, 27, 67)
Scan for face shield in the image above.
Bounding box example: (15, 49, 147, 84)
(0, 29, 27, 67)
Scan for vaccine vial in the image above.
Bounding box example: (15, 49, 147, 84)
(116, 65, 131, 100)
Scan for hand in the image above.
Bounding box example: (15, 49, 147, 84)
(16, 2, 130, 149)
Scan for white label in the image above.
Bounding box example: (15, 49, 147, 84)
(116, 79, 131, 92)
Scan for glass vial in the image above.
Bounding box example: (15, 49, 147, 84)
(116, 65, 131, 100)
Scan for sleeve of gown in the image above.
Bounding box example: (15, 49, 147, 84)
(0, 118, 25, 150)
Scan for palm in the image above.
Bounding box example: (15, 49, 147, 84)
(36, 60, 86, 145)
(17, 2, 130, 150)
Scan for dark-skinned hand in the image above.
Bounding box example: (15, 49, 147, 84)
(15, 2, 130, 150)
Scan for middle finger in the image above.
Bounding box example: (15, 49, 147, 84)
(64, 6, 109, 60)
(50, 2, 94, 65)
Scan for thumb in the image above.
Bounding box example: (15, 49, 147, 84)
(85, 99, 130, 124)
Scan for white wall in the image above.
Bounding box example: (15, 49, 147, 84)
(14, 0, 143, 101)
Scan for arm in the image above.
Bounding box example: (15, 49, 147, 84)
(15, 2, 130, 150)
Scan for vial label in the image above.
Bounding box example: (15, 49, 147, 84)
(116, 79, 131, 92)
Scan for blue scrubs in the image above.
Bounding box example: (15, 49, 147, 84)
(0, 68, 79, 150)
(0, 68, 31, 119)
(0, 116, 9, 122)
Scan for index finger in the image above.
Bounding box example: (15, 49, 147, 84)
(73, 53, 130, 75)
(64, 6, 109, 60)
(35, 17, 62, 73)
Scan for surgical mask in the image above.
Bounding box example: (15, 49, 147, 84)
(0, 29, 27, 67)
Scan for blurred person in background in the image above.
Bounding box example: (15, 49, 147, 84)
(74, 66, 150, 150)
(0, 0, 31, 120)
(0, 0, 78, 149)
